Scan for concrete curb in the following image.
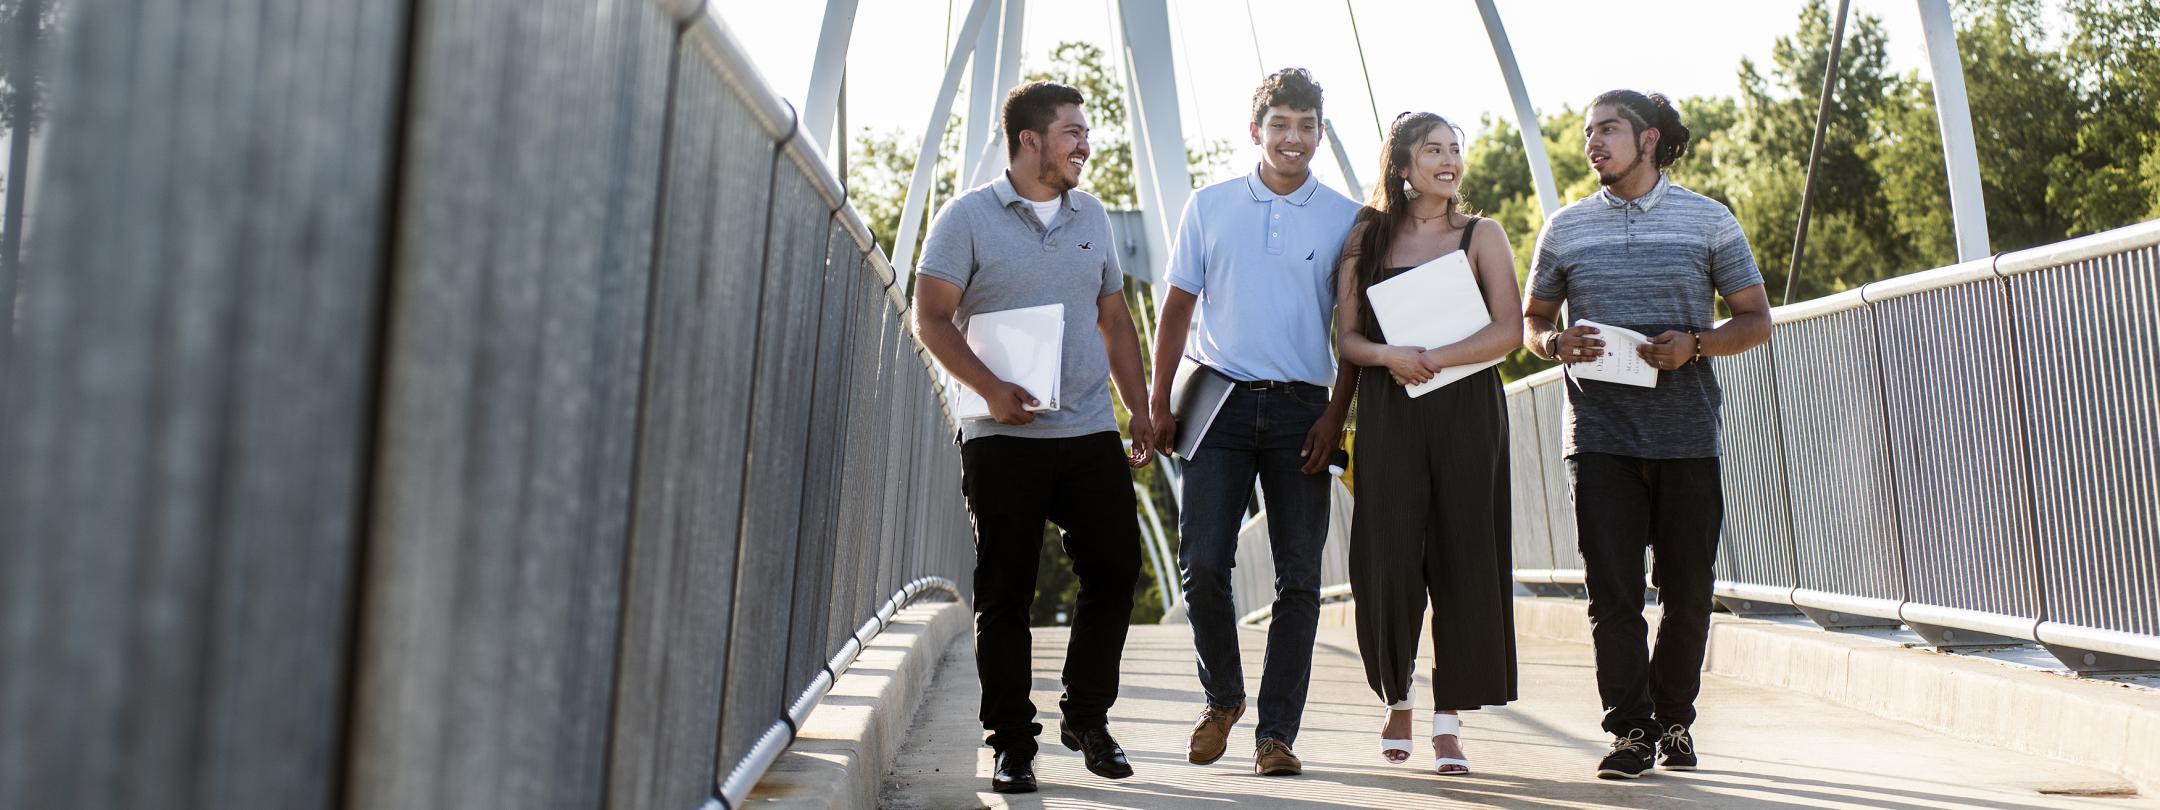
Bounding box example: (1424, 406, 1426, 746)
(1511, 595, 2160, 797)
(744, 600, 971, 809)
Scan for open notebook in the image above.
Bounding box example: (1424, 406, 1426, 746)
(944, 303, 1064, 420)
(1365, 249, 1504, 397)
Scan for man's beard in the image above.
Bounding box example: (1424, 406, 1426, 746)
(1598, 151, 1645, 187)
(1036, 158, 1078, 193)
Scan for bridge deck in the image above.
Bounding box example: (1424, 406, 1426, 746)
(885, 620, 2152, 809)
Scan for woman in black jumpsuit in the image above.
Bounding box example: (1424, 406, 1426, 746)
(1332, 112, 1519, 775)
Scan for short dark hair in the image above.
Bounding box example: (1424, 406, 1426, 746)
(1589, 89, 1692, 169)
(1250, 68, 1324, 127)
(1003, 80, 1085, 160)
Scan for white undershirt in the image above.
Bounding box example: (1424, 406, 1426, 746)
(1028, 197, 1062, 229)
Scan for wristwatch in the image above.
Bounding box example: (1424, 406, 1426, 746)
(1544, 331, 1563, 360)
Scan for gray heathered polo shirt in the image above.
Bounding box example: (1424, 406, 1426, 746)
(918, 173, 1125, 443)
(1526, 176, 1765, 459)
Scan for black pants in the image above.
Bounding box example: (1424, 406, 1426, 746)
(963, 431, 1141, 756)
(1571, 452, 1722, 739)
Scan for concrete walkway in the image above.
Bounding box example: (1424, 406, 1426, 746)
(884, 619, 2152, 809)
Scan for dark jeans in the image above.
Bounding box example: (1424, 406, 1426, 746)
(1177, 385, 1331, 745)
(1570, 452, 1723, 739)
(963, 430, 1141, 756)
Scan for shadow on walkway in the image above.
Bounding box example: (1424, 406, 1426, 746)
(884, 622, 2150, 809)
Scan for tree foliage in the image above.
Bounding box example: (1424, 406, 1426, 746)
(1464, 0, 2160, 387)
(0, 0, 58, 135)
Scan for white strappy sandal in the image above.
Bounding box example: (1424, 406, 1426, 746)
(1432, 712, 1471, 775)
(1379, 697, 1414, 764)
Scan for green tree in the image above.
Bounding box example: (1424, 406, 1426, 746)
(1025, 40, 1234, 207)
(3, 0, 59, 283)
(1959, 0, 2082, 252)
(1718, 0, 1903, 302)
(846, 117, 961, 262)
(0, 0, 55, 136)
(1868, 73, 1958, 268)
(1451, 0, 2160, 390)
(1869, 0, 2084, 267)
(2055, 0, 2160, 232)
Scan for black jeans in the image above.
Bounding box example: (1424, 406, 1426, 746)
(1570, 452, 1723, 739)
(963, 431, 1141, 756)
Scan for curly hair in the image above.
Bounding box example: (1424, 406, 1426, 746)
(1249, 67, 1323, 126)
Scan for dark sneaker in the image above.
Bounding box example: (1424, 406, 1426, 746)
(1253, 738, 1303, 776)
(1188, 702, 1244, 765)
(1060, 723, 1134, 780)
(990, 749, 1037, 793)
(1596, 729, 1654, 780)
(1659, 724, 1697, 771)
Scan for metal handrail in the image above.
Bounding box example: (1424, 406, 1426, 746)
(714, 577, 962, 810)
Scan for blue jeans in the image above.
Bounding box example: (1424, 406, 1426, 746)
(1177, 384, 1332, 745)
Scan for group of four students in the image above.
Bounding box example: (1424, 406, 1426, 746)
(911, 67, 1772, 795)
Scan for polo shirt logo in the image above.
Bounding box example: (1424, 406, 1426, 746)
(1077, 241, 1095, 250)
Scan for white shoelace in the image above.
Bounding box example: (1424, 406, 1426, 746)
(1610, 727, 1651, 754)
(1660, 725, 1692, 755)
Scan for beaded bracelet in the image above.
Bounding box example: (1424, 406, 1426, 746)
(1689, 330, 1703, 364)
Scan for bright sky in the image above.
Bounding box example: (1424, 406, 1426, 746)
(712, 1, 2032, 194)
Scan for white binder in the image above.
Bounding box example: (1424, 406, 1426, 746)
(944, 303, 1065, 421)
(1364, 249, 1504, 397)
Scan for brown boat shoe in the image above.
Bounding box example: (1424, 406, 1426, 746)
(1253, 737, 1302, 776)
(1187, 702, 1244, 765)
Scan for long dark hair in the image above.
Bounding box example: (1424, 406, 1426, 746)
(1346, 112, 1463, 340)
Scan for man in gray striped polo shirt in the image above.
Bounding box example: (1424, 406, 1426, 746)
(1522, 89, 1772, 780)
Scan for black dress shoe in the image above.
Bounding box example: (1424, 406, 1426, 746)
(990, 750, 1037, 794)
(1059, 722, 1134, 780)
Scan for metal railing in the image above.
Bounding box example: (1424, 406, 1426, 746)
(0, 4, 970, 809)
(1503, 219, 2160, 673)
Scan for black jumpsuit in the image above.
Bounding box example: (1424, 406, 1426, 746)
(1349, 217, 1519, 712)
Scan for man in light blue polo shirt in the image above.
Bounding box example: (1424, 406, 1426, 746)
(1145, 67, 1362, 777)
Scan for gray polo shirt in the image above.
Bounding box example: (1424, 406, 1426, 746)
(1527, 176, 1764, 459)
(918, 172, 1125, 443)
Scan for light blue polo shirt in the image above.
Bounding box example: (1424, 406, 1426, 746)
(1166, 167, 1363, 387)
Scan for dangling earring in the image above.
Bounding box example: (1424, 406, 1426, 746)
(1402, 179, 1422, 200)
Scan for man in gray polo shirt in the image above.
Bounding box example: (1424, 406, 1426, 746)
(1145, 68, 1360, 777)
(912, 80, 1154, 795)
(1523, 89, 1771, 780)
